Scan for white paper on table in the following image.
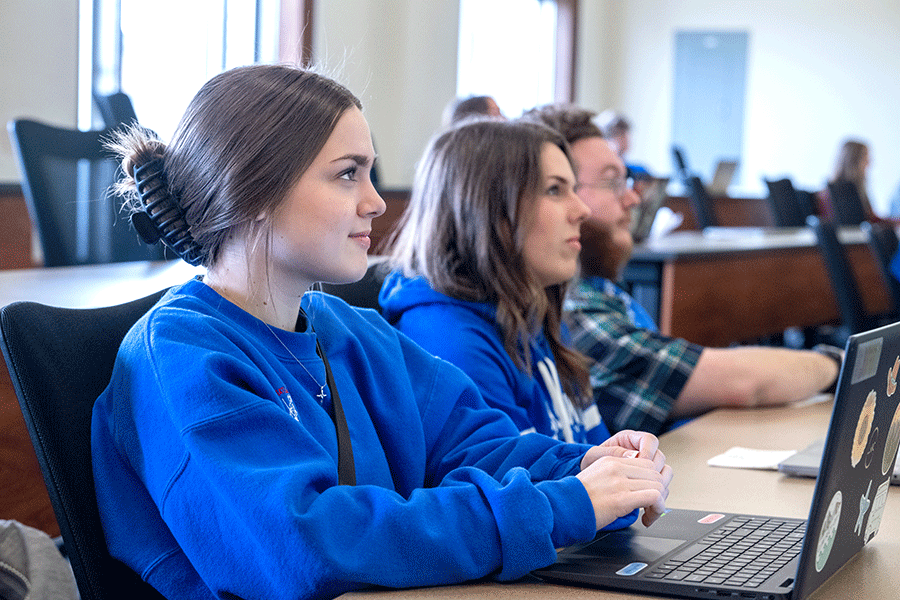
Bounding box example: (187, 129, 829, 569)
(707, 447, 798, 470)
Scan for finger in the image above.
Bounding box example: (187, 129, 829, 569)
(636, 432, 660, 460)
(660, 464, 674, 488)
(655, 449, 668, 474)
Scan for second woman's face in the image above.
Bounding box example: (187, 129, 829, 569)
(521, 143, 591, 289)
(268, 107, 386, 289)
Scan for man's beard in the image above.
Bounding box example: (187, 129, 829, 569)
(578, 219, 633, 281)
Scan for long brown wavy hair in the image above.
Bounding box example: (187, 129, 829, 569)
(387, 119, 591, 406)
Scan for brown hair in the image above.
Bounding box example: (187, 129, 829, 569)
(110, 64, 361, 267)
(831, 139, 870, 203)
(387, 119, 591, 405)
(521, 103, 603, 146)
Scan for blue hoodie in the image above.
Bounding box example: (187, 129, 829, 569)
(91, 278, 599, 600)
(380, 271, 611, 445)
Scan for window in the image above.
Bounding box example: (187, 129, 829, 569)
(455, 0, 576, 119)
(82, 0, 290, 138)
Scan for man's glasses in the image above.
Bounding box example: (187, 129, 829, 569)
(575, 175, 631, 197)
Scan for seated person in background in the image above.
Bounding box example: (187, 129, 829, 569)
(816, 138, 881, 222)
(379, 119, 671, 530)
(595, 108, 651, 181)
(442, 94, 505, 127)
(91, 65, 671, 600)
(523, 104, 843, 435)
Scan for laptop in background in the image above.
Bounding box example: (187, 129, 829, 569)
(778, 438, 900, 484)
(708, 160, 738, 196)
(631, 177, 669, 243)
(534, 321, 900, 600)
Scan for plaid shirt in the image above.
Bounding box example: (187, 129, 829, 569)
(565, 277, 702, 435)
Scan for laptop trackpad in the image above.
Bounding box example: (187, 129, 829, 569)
(566, 528, 686, 563)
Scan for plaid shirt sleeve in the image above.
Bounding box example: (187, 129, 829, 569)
(565, 293, 703, 435)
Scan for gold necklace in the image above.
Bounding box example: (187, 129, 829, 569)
(264, 323, 328, 404)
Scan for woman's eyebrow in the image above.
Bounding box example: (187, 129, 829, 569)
(332, 153, 375, 166)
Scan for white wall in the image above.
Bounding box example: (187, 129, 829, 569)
(314, 0, 459, 189)
(578, 0, 900, 212)
(0, 0, 79, 182)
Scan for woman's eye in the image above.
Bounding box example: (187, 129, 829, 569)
(339, 167, 358, 181)
(546, 184, 561, 196)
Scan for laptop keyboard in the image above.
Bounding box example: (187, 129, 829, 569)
(646, 516, 807, 588)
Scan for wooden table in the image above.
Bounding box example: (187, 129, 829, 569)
(622, 227, 892, 347)
(0, 260, 203, 536)
(343, 399, 900, 599)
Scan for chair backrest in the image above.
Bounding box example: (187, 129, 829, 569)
(672, 145, 691, 182)
(764, 177, 807, 227)
(807, 216, 870, 338)
(862, 220, 900, 316)
(0, 291, 169, 600)
(317, 257, 390, 312)
(7, 118, 167, 266)
(686, 175, 719, 229)
(827, 179, 868, 226)
(93, 92, 139, 129)
(795, 189, 819, 223)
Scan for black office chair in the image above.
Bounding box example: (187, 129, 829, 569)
(808, 216, 873, 343)
(862, 220, 900, 316)
(93, 91, 139, 129)
(317, 257, 390, 312)
(671, 145, 691, 182)
(0, 291, 169, 600)
(827, 180, 868, 226)
(795, 189, 819, 224)
(686, 175, 719, 229)
(8, 119, 167, 266)
(764, 178, 809, 227)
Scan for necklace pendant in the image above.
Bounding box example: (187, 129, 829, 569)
(317, 386, 327, 402)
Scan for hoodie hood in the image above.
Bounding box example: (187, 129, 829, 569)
(379, 270, 496, 324)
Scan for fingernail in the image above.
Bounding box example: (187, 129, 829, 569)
(624, 450, 638, 459)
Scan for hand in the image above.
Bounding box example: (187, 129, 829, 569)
(576, 454, 672, 529)
(581, 430, 667, 474)
(579, 430, 673, 527)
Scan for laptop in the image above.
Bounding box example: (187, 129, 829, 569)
(631, 177, 670, 243)
(778, 438, 900, 484)
(534, 321, 900, 600)
(708, 160, 738, 196)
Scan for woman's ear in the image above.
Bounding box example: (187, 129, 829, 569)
(255, 211, 267, 222)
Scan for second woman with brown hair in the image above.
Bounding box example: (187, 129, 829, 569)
(381, 118, 671, 531)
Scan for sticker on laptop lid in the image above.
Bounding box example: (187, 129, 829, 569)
(883, 400, 900, 475)
(698, 513, 726, 524)
(815, 491, 842, 572)
(865, 479, 890, 543)
(887, 356, 899, 396)
(852, 391, 877, 467)
(854, 480, 872, 536)
(851, 337, 883, 385)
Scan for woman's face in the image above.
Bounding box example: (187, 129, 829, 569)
(267, 107, 385, 289)
(520, 142, 591, 289)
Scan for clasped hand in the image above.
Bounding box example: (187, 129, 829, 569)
(577, 430, 673, 529)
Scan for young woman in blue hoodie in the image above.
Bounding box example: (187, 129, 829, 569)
(382, 119, 611, 445)
(90, 65, 671, 600)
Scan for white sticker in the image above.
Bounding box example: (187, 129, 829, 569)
(854, 480, 872, 536)
(815, 491, 842, 572)
(864, 479, 890, 543)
